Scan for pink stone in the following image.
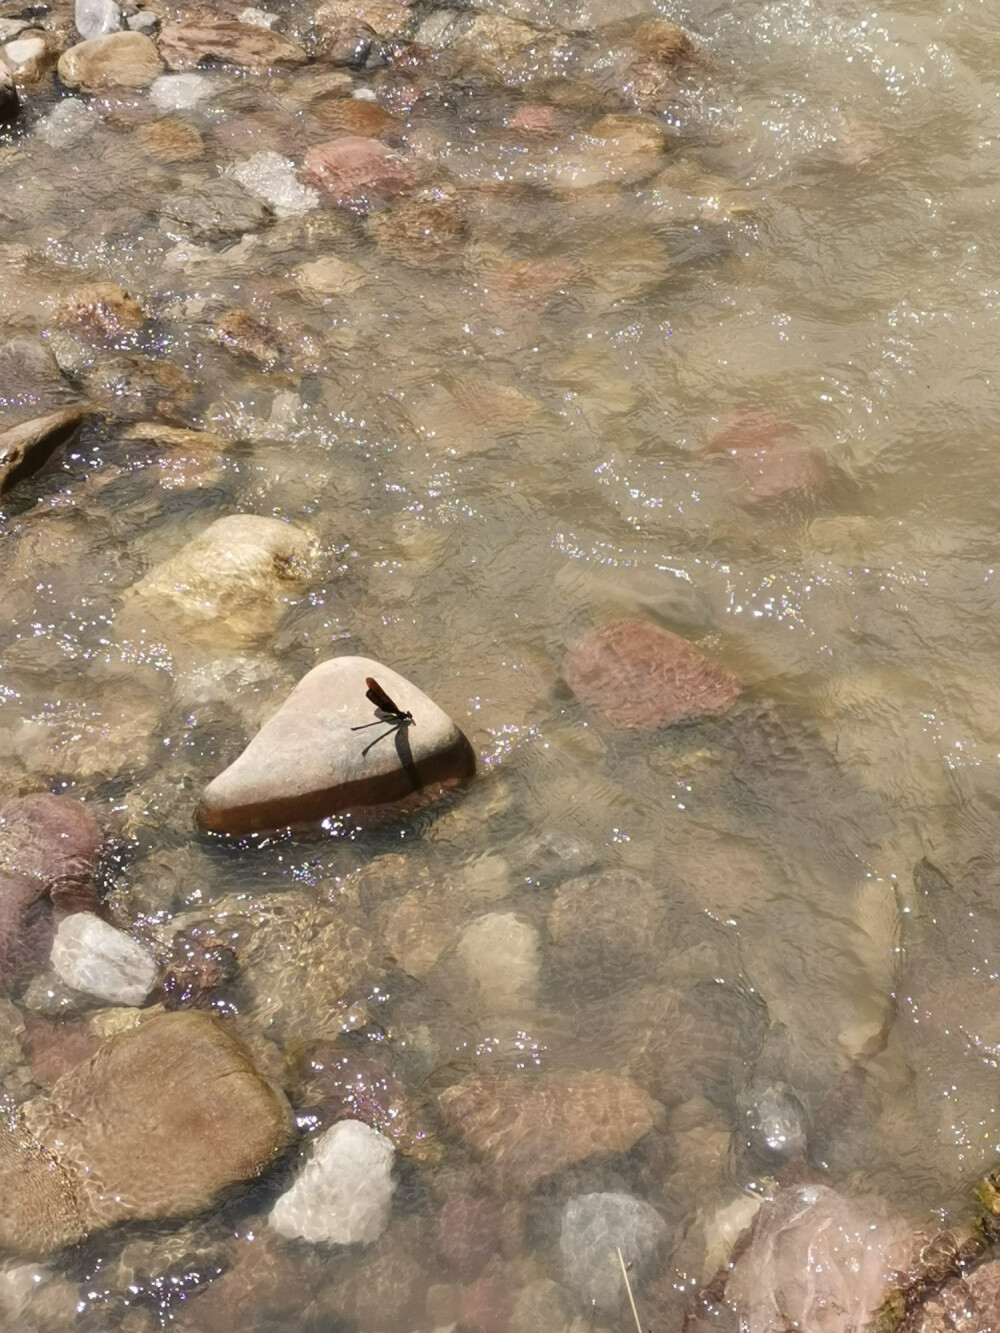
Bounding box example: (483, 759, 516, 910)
(299, 135, 416, 209)
(705, 408, 829, 503)
(563, 619, 741, 729)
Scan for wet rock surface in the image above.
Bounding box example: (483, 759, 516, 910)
(436, 1070, 664, 1192)
(564, 619, 742, 727)
(57, 30, 162, 90)
(0, 1010, 293, 1254)
(0, 407, 89, 495)
(199, 656, 476, 833)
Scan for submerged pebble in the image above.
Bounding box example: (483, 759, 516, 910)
(50, 912, 157, 1007)
(560, 1191, 668, 1312)
(270, 1118, 395, 1245)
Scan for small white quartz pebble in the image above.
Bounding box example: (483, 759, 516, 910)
(51, 912, 157, 1006)
(227, 151, 319, 217)
(270, 1119, 395, 1244)
(149, 72, 213, 111)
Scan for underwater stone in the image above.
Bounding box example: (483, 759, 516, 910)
(560, 1192, 668, 1311)
(74, 0, 121, 41)
(270, 1118, 395, 1244)
(50, 913, 157, 1007)
(57, 31, 162, 90)
(457, 912, 540, 1012)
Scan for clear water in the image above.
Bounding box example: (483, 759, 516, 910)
(2, 0, 1000, 1326)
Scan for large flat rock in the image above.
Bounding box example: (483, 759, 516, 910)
(198, 656, 476, 834)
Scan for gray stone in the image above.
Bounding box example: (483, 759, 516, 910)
(560, 1191, 668, 1312)
(0, 407, 88, 495)
(270, 1118, 395, 1244)
(159, 176, 274, 241)
(198, 656, 476, 834)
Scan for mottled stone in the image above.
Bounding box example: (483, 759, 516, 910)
(57, 32, 163, 91)
(136, 116, 204, 162)
(564, 619, 741, 728)
(901, 1258, 1000, 1333)
(58, 282, 144, 340)
(198, 657, 476, 834)
(367, 198, 466, 268)
(0, 407, 89, 495)
(437, 1070, 664, 1192)
(157, 19, 307, 71)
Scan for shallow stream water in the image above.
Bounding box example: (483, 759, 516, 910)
(2, 0, 1000, 1326)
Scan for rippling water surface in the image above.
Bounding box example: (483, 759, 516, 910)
(2, 0, 1000, 1325)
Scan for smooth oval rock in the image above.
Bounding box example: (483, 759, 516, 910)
(560, 1192, 668, 1311)
(563, 619, 741, 728)
(126, 514, 315, 643)
(50, 913, 157, 1007)
(269, 1119, 395, 1245)
(57, 31, 163, 91)
(0, 1010, 293, 1254)
(198, 656, 476, 834)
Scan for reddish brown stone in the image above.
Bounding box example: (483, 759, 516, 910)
(705, 408, 829, 503)
(563, 619, 740, 729)
(299, 134, 416, 208)
(437, 1070, 664, 1193)
(437, 1196, 504, 1280)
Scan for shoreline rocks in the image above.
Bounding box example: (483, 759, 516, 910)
(198, 656, 476, 834)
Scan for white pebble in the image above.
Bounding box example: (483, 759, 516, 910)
(149, 72, 213, 111)
(3, 35, 45, 70)
(239, 6, 277, 28)
(74, 0, 121, 41)
(36, 98, 97, 148)
(227, 150, 319, 217)
(51, 912, 157, 1007)
(270, 1119, 395, 1245)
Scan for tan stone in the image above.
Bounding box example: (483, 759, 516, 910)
(57, 32, 163, 92)
(158, 20, 307, 71)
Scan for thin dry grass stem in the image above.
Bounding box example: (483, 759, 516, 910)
(617, 1245, 643, 1333)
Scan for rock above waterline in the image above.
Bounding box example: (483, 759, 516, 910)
(198, 656, 476, 834)
(57, 31, 163, 90)
(270, 1119, 395, 1245)
(0, 1010, 293, 1254)
(564, 618, 741, 728)
(50, 912, 157, 1006)
(436, 1070, 664, 1193)
(0, 407, 88, 495)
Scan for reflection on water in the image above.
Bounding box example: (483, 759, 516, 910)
(2, 0, 1000, 1324)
